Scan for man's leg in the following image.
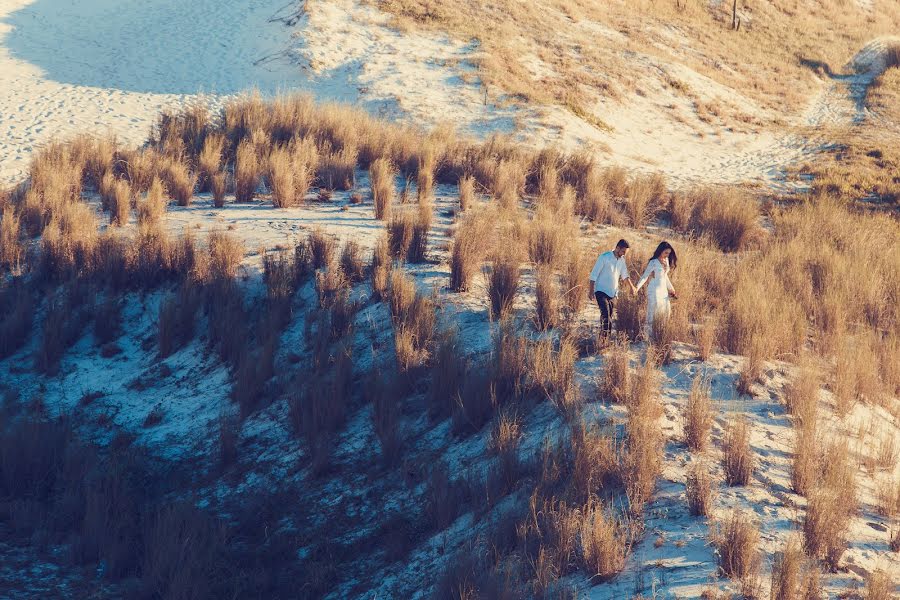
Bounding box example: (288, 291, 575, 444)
(595, 292, 613, 337)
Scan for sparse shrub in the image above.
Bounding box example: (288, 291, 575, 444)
(492, 159, 525, 210)
(623, 175, 659, 228)
(684, 374, 713, 452)
(292, 343, 353, 473)
(234, 140, 261, 203)
(408, 212, 430, 264)
(486, 250, 520, 320)
(157, 286, 201, 358)
(528, 215, 566, 267)
(490, 320, 529, 402)
(416, 147, 435, 204)
(685, 461, 715, 516)
(722, 417, 753, 486)
(370, 157, 395, 221)
(770, 537, 821, 600)
(791, 419, 818, 496)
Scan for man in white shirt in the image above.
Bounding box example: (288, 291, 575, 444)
(589, 239, 636, 338)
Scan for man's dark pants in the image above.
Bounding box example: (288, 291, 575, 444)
(595, 291, 614, 337)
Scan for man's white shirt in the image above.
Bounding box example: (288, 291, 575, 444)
(590, 251, 630, 298)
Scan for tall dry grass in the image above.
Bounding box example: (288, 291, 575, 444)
(684, 374, 713, 452)
(714, 509, 761, 591)
(137, 178, 166, 226)
(234, 139, 261, 203)
(722, 417, 753, 486)
(370, 157, 395, 221)
(486, 249, 521, 320)
(163, 160, 196, 207)
(267, 146, 296, 208)
(450, 207, 493, 292)
(685, 461, 716, 517)
(198, 133, 224, 192)
(0, 206, 23, 274)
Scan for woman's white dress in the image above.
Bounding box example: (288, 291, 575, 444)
(636, 258, 674, 333)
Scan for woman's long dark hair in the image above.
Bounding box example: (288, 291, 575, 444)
(649, 241, 677, 270)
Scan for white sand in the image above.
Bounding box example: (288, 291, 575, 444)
(0, 0, 304, 184)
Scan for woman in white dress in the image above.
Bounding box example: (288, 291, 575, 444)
(635, 241, 679, 335)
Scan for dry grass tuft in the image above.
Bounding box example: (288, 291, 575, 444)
(533, 265, 559, 331)
(458, 174, 474, 211)
(770, 537, 819, 600)
(685, 461, 716, 517)
(863, 570, 895, 600)
(370, 157, 395, 221)
(163, 160, 196, 207)
(600, 336, 631, 404)
(198, 133, 224, 192)
(370, 234, 391, 301)
(388, 269, 436, 370)
(211, 172, 227, 208)
(109, 179, 131, 226)
(622, 353, 664, 514)
(683, 374, 713, 452)
(267, 146, 297, 208)
(1, 206, 24, 274)
(234, 139, 261, 203)
(137, 178, 166, 225)
(486, 249, 521, 320)
(714, 509, 761, 588)
(803, 439, 856, 571)
(722, 416, 753, 486)
(450, 207, 493, 292)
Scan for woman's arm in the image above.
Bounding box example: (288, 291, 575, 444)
(635, 261, 655, 291)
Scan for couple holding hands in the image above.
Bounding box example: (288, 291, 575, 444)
(589, 239, 678, 338)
